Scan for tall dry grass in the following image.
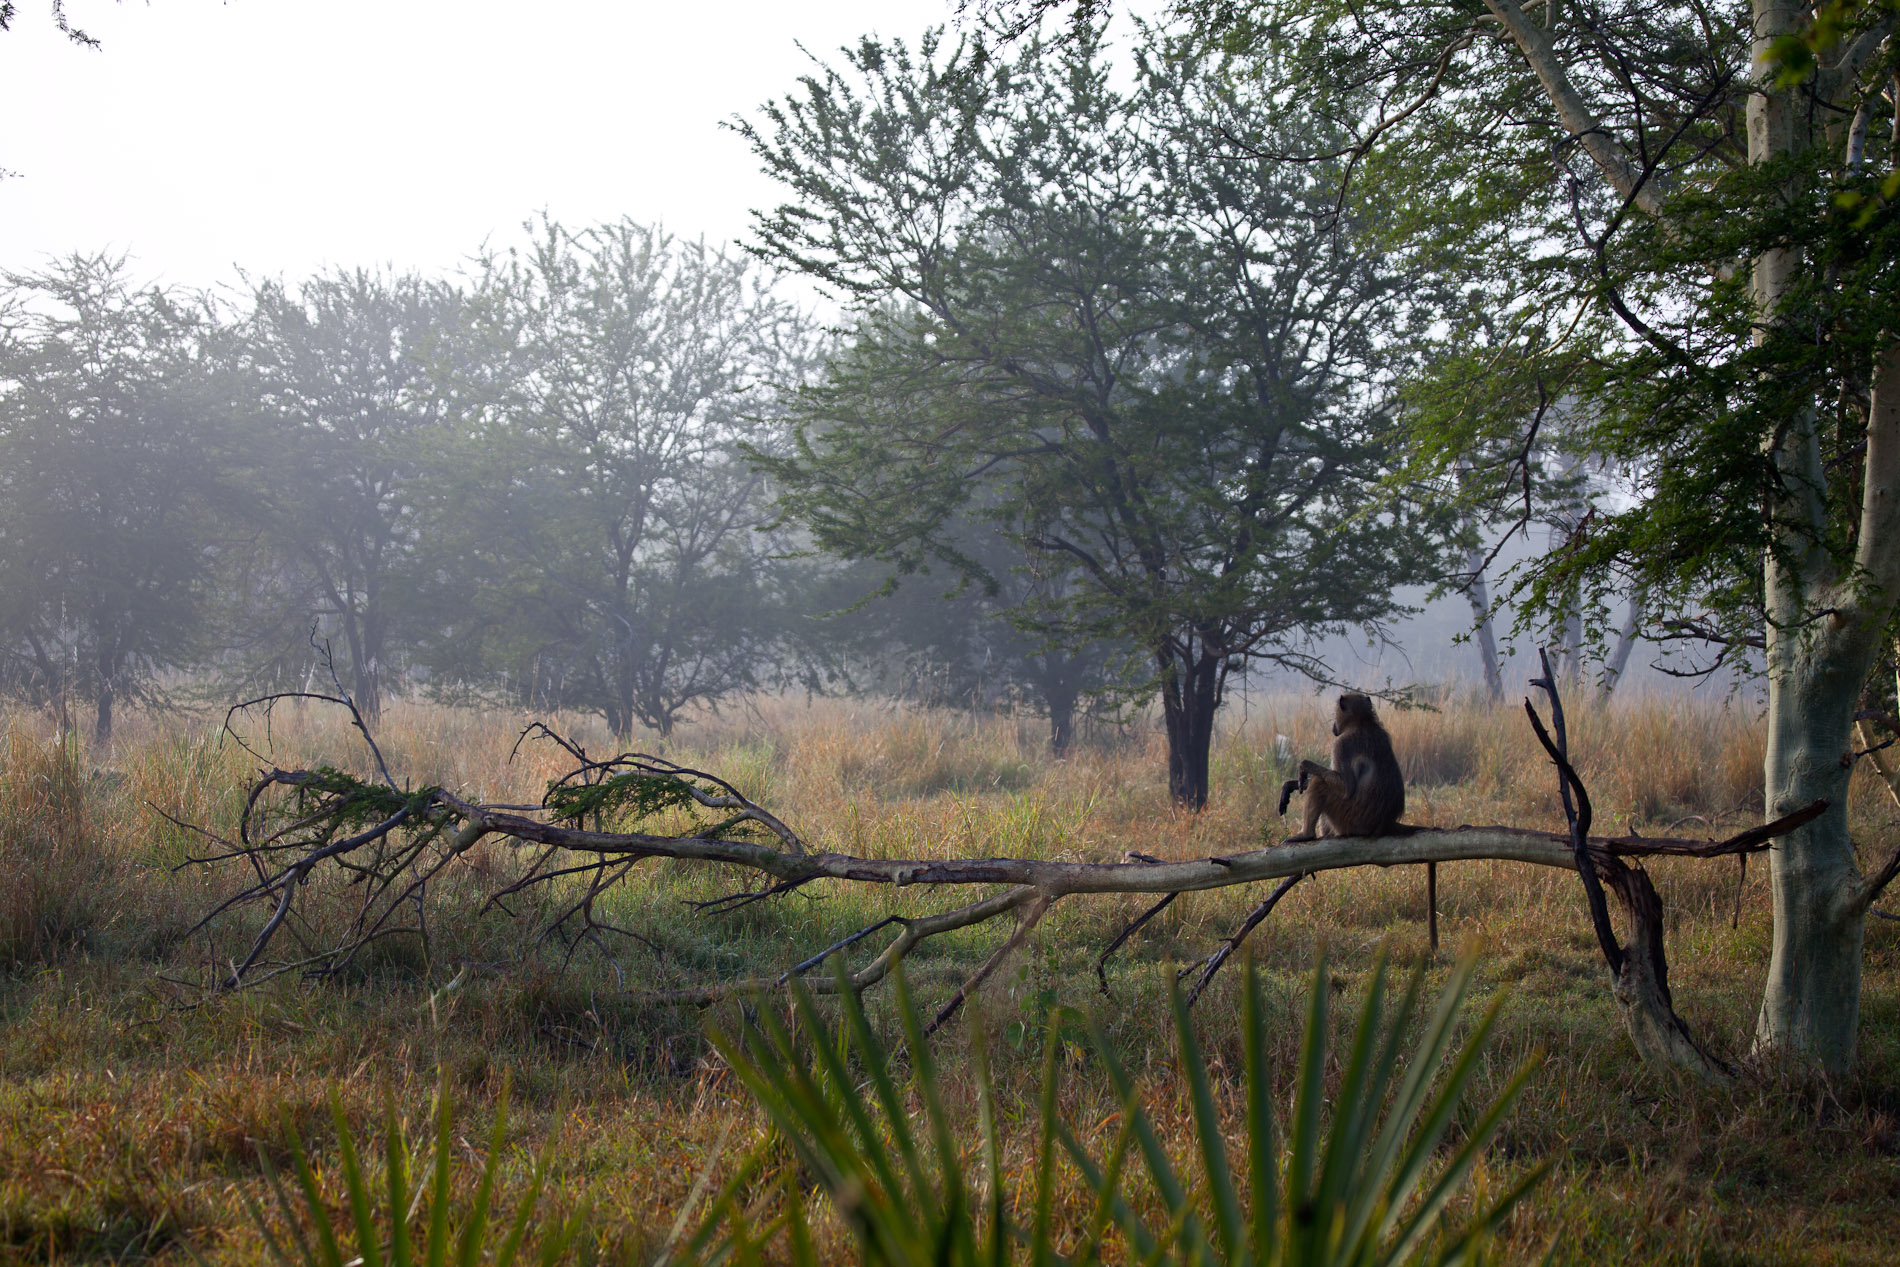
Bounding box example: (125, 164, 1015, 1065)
(0, 689, 1894, 1263)
(0, 727, 100, 965)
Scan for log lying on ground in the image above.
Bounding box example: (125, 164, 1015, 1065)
(179, 723, 1825, 1088)
(176, 663, 1863, 1086)
(455, 790, 1823, 1085)
(431, 795, 1810, 900)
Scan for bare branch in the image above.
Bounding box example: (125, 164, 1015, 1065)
(1528, 648, 1622, 975)
(1179, 873, 1305, 1008)
(926, 893, 1057, 1034)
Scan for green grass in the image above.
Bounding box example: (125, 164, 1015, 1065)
(0, 694, 1894, 1262)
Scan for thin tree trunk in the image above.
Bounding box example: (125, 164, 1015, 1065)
(1048, 687, 1077, 758)
(93, 680, 113, 744)
(1159, 646, 1220, 809)
(1558, 590, 1584, 691)
(1462, 540, 1504, 701)
(356, 659, 382, 722)
(1598, 588, 1643, 703)
(92, 641, 118, 743)
(343, 611, 382, 723)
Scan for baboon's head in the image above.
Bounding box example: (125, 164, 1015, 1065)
(1333, 692, 1375, 735)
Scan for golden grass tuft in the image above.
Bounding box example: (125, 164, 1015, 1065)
(0, 727, 115, 965)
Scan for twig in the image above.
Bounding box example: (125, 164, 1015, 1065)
(1180, 873, 1305, 1008)
(926, 893, 1056, 1035)
(1094, 851, 1176, 998)
(1095, 893, 1179, 998)
(777, 916, 907, 985)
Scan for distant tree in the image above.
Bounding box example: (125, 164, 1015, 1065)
(0, 255, 226, 740)
(839, 522, 1134, 754)
(235, 269, 461, 720)
(743, 23, 1447, 806)
(425, 218, 812, 737)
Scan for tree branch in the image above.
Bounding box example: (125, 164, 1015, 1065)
(1483, 0, 1666, 217)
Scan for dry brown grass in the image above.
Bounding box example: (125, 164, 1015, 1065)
(0, 691, 1894, 1263)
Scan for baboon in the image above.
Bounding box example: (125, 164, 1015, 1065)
(1276, 692, 1405, 840)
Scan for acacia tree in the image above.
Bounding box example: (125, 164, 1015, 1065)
(237, 269, 460, 720)
(426, 218, 811, 737)
(743, 24, 1445, 807)
(1206, 0, 1900, 1071)
(0, 256, 226, 740)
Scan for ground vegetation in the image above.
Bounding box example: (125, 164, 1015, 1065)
(0, 694, 1893, 1261)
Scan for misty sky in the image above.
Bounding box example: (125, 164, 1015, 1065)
(0, 0, 958, 288)
(0, 0, 1684, 695)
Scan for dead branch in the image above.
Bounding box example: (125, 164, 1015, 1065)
(1530, 647, 1738, 1084)
(926, 893, 1057, 1035)
(1179, 873, 1305, 1008)
(179, 703, 1829, 1081)
(1528, 648, 1623, 977)
(1094, 851, 1177, 997)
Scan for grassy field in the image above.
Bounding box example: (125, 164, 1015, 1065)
(0, 691, 1895, 1263)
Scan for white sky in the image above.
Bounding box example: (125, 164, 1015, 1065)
(0, 0, 962, 289)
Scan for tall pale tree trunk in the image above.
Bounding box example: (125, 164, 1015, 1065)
(1461, 539, 1505, 702)
(1753, 338, 1900, 1073)
(1547, 511, 1585, 690)
(1453, 462, 1505, 701)
(1598, 588, 1643, 703)
(1757, 614, 1867, 1069)
(1487, 0, 1900, 1072)
(1747, 1, 1900, 1072)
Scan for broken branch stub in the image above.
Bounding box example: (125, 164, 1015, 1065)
(1529, 649, 1746, 1084)
(186, 694, 1824, 1081)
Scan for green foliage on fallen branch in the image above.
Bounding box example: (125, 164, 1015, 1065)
(291, 767, 439, 831)
(542, 770, 701, 826)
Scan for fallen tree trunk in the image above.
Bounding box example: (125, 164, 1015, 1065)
(179, 679, 1828, 1085)
(428, 800, 1814, 894)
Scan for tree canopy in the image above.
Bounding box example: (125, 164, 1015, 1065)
(0, 255, 228, 739)
(234, 268, 461, 720)
(424, 218, 815, 736)
(743, 20, 1450, 806)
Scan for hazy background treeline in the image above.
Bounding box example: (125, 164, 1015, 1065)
(0, 18, 1648, 780)
(0, 230, 1136, 747)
